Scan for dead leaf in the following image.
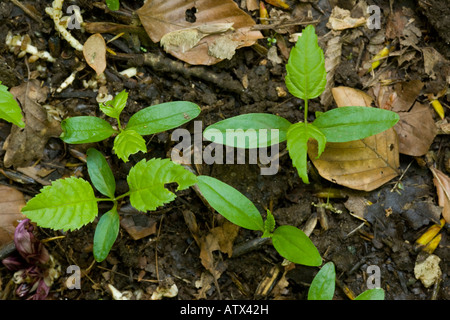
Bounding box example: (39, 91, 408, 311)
(422, 47, 446, 80)
(371, 80, 437, 156)
(320, 33, 343, 109)
(136, 0, 263, 65)
(430, 167, 450, 222)
(326, 6, 366, 31)
(3, 80, 61, 168)
(308, 87, 400, 191)
(0, 185, 26, 246)
(120, 213, 157, 240)
(83, 33, 106, 75)
(395, 102, 437, 157)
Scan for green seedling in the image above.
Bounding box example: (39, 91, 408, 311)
(60, 90, 201, 162)
(196, 175, 322, 266)
(0, 81, 25, 128)
(105, 0, 120, 11)
(308, 261, 385, 300)
(203, 25, 399, 183)
(21, 148, 198, 262)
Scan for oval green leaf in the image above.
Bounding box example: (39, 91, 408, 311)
(308, 261, 336, 300)
(203, 113, 292, 148)
(60, 116, 116, 144)
(272, 225, 322, 266)
(312, 106, 400, 143)
(99, 89, 128, 120)
(93, 207, 120, 262)
(285, 25, 327, 100)
(22, 177, 98, 231)
(86, 148, 116, 198)
(126, 101, 200, 136)
(354, 288, 385, 300)
(196, 175, 264, 231)
(0, 82, 25, 128)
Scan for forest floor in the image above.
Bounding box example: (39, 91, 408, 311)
(0, 0, 449, 301)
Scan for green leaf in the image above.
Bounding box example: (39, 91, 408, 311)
(127, 158, 197, 212)
(354, 288, 385, 300)
(285, 25, 327, 100)
(113, 129, 147, 162)
(126, 101, 200, 136)
(262, 209, 276, 238)
(286, 122, 326, 184)
(272, 225, 322, 266)
(105, 0, 120, 11)
(196, 175, 264, 231)
(0, 81, 25, 128)
(203, 113, 292, 148)
(312, 106, 400, 142)
(93, 207, 120, 262)
(99, 90, 128, 120)
(60, 116, 116, 144)
(22, 177, 98, 231)
(308, 262, 336, 300)
(86, 148, 116, 198)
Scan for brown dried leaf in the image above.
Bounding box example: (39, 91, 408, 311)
(395, 102, 437, 156)
(326, 6, 366, 31)
(136, 0, 263, 65)
(3, 80, 61, 168)
(308, 87, 400, 191)
(320, 34, 342, 108)
(430, 167, 450, 222)
(83, 33, 106, 75)
(0, 185, 26, 246)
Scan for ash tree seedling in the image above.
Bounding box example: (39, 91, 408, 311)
(21, 148, 198, 262)
(0, 81, 25, 128)
(60, 90, 201, 162)
(202, 25, 399, 183)
(195, 175, 322, 266)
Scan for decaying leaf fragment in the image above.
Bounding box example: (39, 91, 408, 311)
(136, 0, 263, 65)
(372, 80, 437, 157)
(308, 87, 400, 191)
(326, 6, 366, 31)
(0, 185, 26, 246)
(3, 80, 62, 168)
(83, 33, 107, 75)
(430, 168, 450, 222)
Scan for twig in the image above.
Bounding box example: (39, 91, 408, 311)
(10, 0, 48, 27)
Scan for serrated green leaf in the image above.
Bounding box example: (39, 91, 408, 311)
(308, 261, 336, 300)
(285, 25, 327, 100)
(127, 158, 197, 212)
(86, 148, 116, 198)
(113, 129, 147, 162)
(313, 106, 400, 142)
(203, 113, 292, 148)
(126, 101, 200, 136)
(196, 175, 264, 231)
(99, 90, 128, 120)
(60, 116, 116, 144)
(354, 288, 385, 300)
(93, 207, 120, 262)
(287, 122, 326, 184)
(0, 82, 25, 128)
(262, 209, 276, 238)
(272, 225, 322, 266)
(22, 177, 98, 231)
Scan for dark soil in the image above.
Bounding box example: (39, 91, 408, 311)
(0, 0, 449, 301)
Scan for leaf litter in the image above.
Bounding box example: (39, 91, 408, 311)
(1, 0, 449, 301)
